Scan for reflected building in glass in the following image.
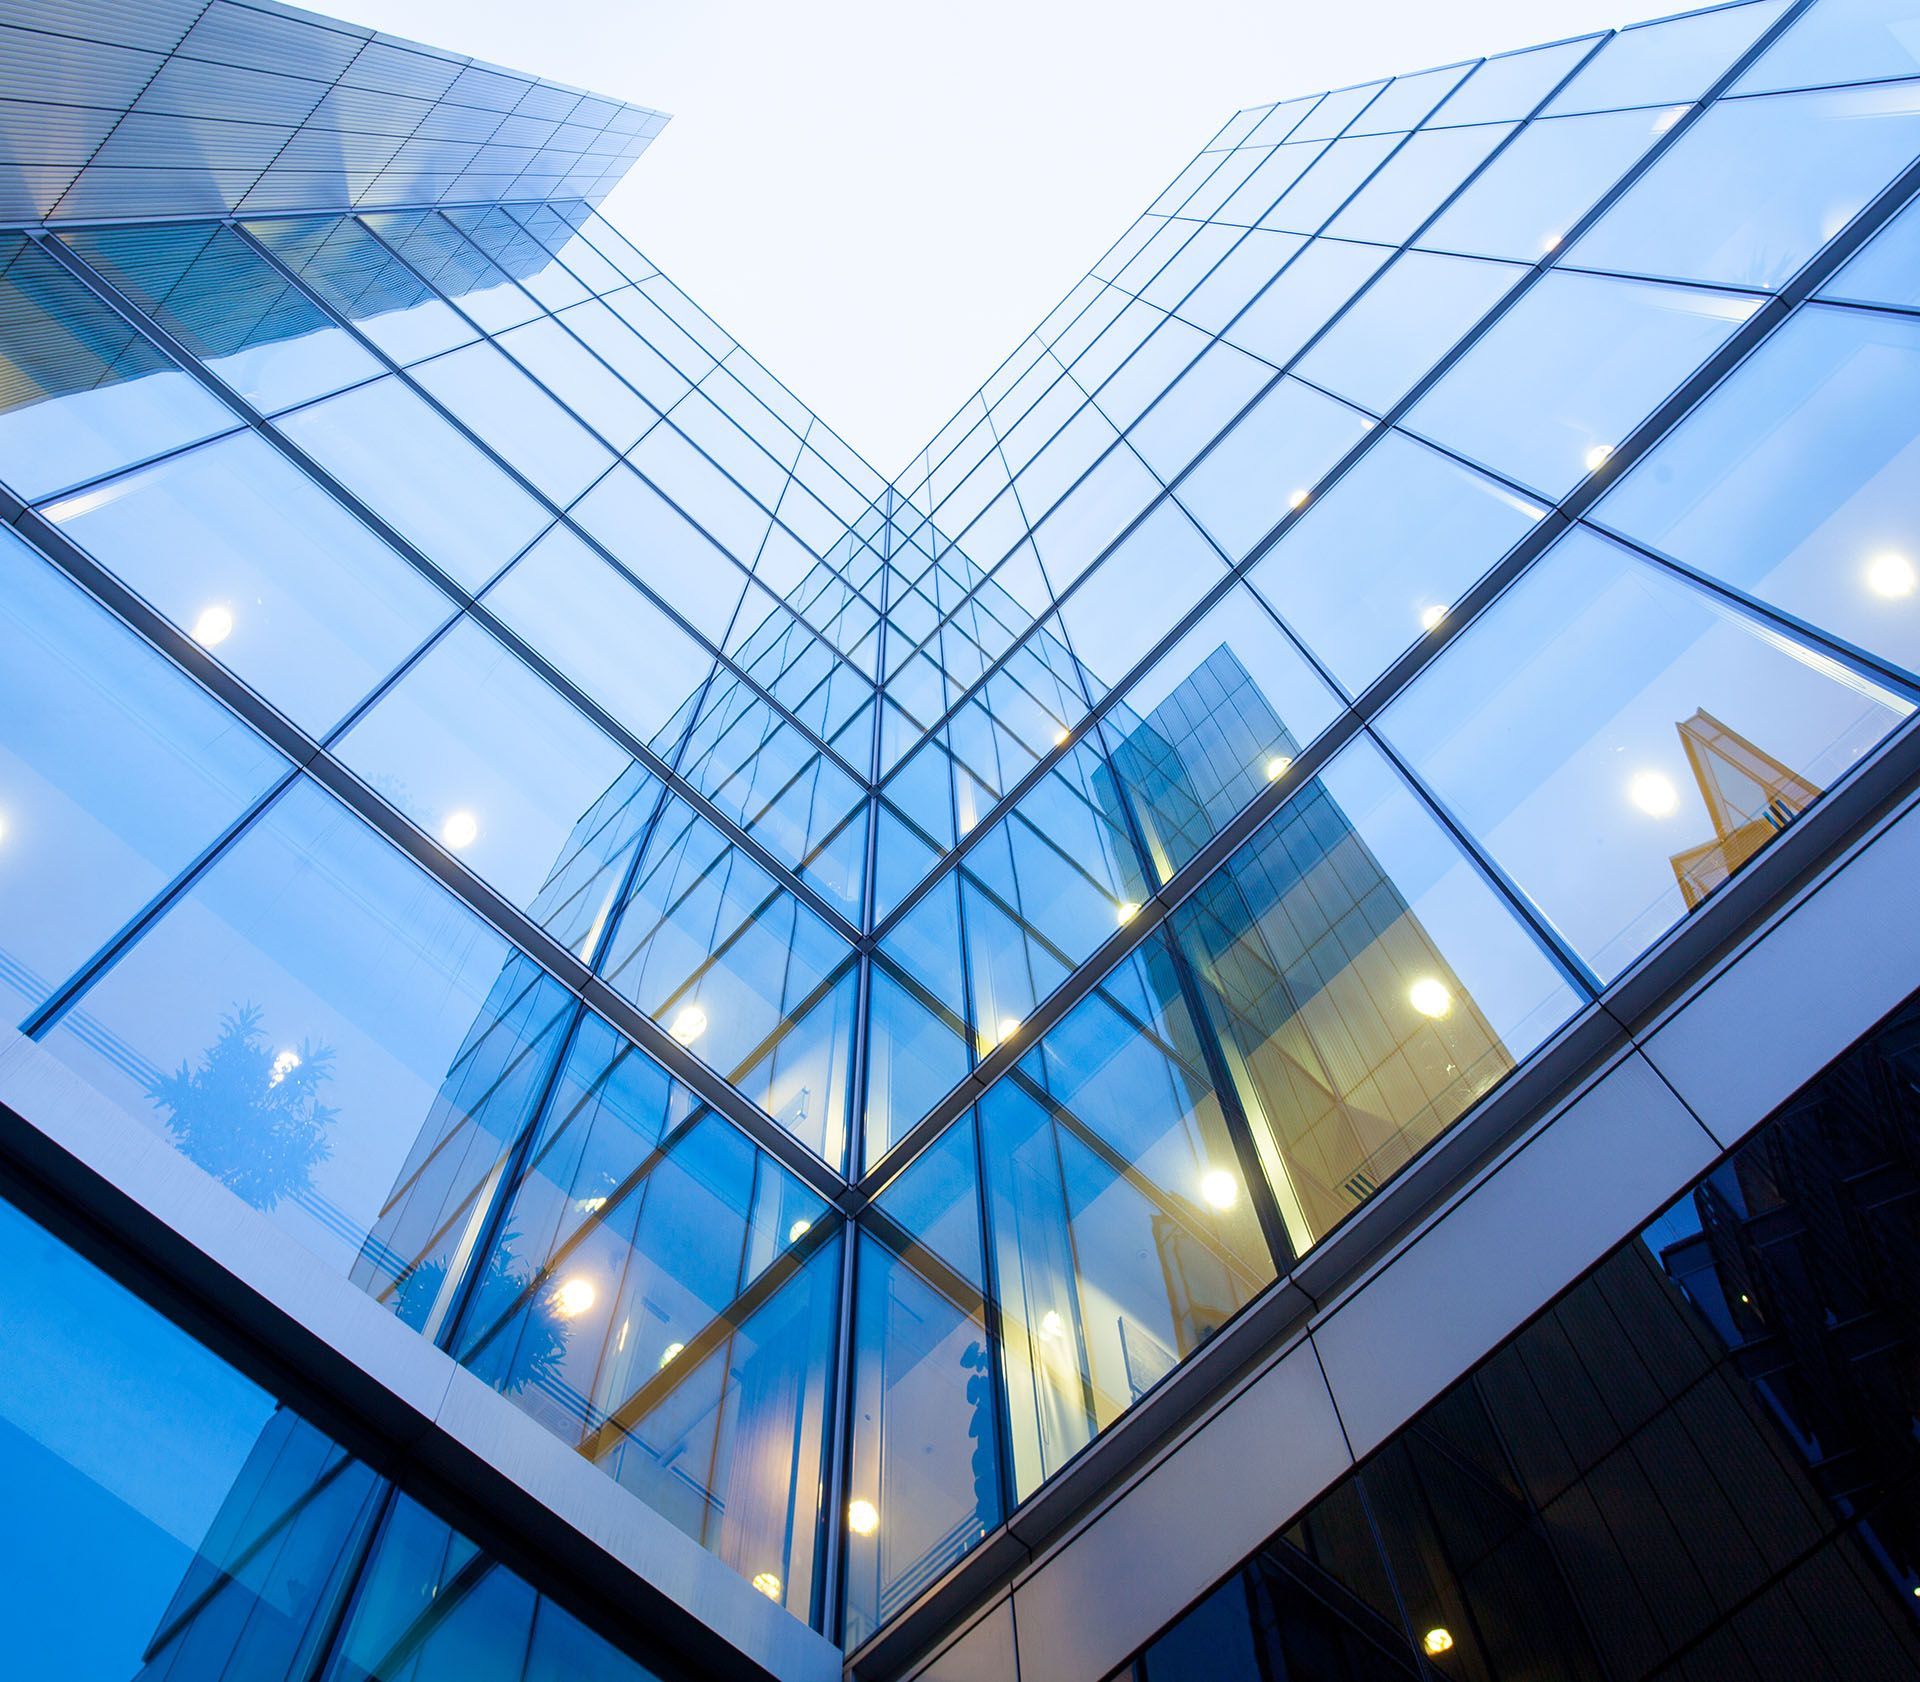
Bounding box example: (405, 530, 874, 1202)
(5, 1, 1920, 1679)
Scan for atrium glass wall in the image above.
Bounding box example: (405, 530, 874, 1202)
(6, 0, 1920, 1652)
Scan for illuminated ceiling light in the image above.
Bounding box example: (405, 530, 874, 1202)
(1865, 551, 1916, 599)
(995, 1016, 1023, 1046)
(1628, 769, 1679, 818)
(658, 1340, 685, 1368)
(577, 1195, 608, 1215)
(1408, 977, 1453, 1020)
(1287, 488, 1310, 511)
(552, 1275, 596, 1318)
(268, 1048, 302, 1087)
(1584, 443, 1614, 474)
(1116, 899, 1141, 925)
(750, 1571, 782, 1600)
(1418, 604, 1446, 632)
(1423, 1627, 1455, 1656)
(191, 603, 234, 648)
(1052, 725, 1071, 747)
(788, 1217, 812, 1243)
(1541, 231, 1562, 252)
(439, 808, 479, 850)
(847, 1497, 880, 1537)
(1038, 1308, 1068, 1341)
(1199, 1168, 1238, 1211)
(1265, 754, 1292, 782)
(669, 1003, 708, 1045)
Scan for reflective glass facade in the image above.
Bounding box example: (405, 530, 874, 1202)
(6, 0, 1920, 1673)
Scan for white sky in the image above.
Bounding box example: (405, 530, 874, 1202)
(305, 0, 1637, 477)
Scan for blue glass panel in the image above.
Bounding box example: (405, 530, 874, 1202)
(0, 530, 284, 1022)
(45, 430, 450, 734)
(1379, 527, 1913, 981)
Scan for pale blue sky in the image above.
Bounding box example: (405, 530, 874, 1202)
(299, 0, 1633, 475)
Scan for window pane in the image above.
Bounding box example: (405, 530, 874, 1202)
(1294, 249, 1523, 415)
(1325, 122, 1516, 246)
(1222, 237, 1391, 369)
(1404, 270, 1759, 499)
(1379, 527, 1913, 981)
(60, 221, 381, 414)
(1819, 184, 1920, 309)
(1597, 303, 1920, 679)
(45, 430, 449, 733)
(0, 530, 285, 1021)
(1734, 0, 1920, 94)
(334, 618, 637, 915)
(479, 525, 716, 749)
(1543, 0, 1789, 115)
(1569, 82, 1920, 291)
(980, 944, 1276, 1498)
(495, 314, 655, 451)
(1101, 586, 1342, 877)
(0, 233, 235, 501)
(1176, 374, 1373, 561)
(275, 376, 549, 591)
(571, 464, 751, 643)
(1245, 429, 1545, 695)
(1176, 733, 1582, 1254)
(1058, 500, 1228, 689)
(40, 778, 575, 1280)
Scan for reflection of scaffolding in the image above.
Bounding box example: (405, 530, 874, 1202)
(1667, 709, 1823, 910)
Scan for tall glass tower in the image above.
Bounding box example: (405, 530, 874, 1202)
(4, 1, 1920, 1678)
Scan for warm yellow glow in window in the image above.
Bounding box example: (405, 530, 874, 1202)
(1866, 551, 1916, 599)
(751, 1571, 782, 1600)
(1265, 754, 1292, 781)
(1584, 443, 1614, 473)
(996, 1016, 1022, 1045)
(1116, 899, 1140, 925)
(1288, 488, 1310, 511)
(847, 1498, 880, 1536)
(1628, 769, 1679, 817)
(1052, 725, 1070, 747)
(1408, 977, 1453, 1020)
(1423, 1627, 1455, 1655)
(788, 1217, 812, 1244)
(669, 1004, 708, 1045)
(1200, 1168, 1238, 1211)
(440, 808, 479, 850)
(659, 1340, 685, 1368)
(553, 1275, 596, 1318)
(1418, 604, 1446, 632)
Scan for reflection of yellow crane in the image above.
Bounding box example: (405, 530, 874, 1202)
(1667, 710, 1824, 910)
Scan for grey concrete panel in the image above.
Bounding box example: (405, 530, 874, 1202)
(908, 1597, 1018, 1682)
(1311, 1048, 1717, 1460)
(1010, 1336, 1349, 1682)
(1641, 793, 1920, 1150)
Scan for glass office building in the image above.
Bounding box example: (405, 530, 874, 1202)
(2, 0, 1920, 1677)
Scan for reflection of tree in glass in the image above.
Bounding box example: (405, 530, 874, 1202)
(394, 1231, 568, 1396)
(147, 1005, 336, 1210)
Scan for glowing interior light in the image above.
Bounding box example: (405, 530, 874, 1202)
(553, 1276, 596, 1318)
(1628, 769, 1679, 818)
(788, 1217, 812, 1244)
(439, 809, 479, 850)
(1038, 1309, 1067, 1341)
(1423, 1627, 1455, 1656)
(191, 603, 234, 648)
(1408, 977, 1453, 1020)
(268, 1048, 302, 1087)
(996, 1016, 1022, 1045)
(1265, 755, 1292, 782)
(1052, 725, 1071, 747)
(1199, 1168, 1238, 1211)
(1287, 488, 1310, 511)
(1541, 231, 1562, 252)
(577, 1195, 608, 1215)
(1418, 604, 1446, 632)
(750, 1572, 782, 1600)
(1116, 899, 1141, 925)
(669, 1004, 708, 1045)
(1865, 551, 1916, 599)
(659, 1340, 685, 1368)
(847, 1498, 880, 1537)
(1584, 443, 1614, 474)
